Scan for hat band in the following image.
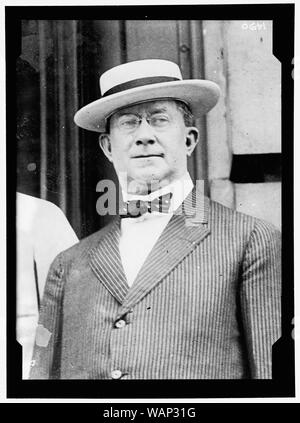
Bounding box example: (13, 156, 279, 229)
(102, 76, 180, 98)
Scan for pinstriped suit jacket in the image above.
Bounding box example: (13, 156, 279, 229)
(29, 191, 281, 379)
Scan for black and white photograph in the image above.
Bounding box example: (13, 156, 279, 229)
(3, 2, 296, 402)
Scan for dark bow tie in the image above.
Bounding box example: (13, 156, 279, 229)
(120, 193, 173, 218)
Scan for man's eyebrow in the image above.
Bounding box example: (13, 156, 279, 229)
(148, 107, 168, 114)
(115, 106, 169, 118)
(116, 111, 137, 117)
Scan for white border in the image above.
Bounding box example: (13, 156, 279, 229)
(0, 0, 298, 404)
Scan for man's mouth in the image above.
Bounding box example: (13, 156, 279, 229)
(132, 154, 163, 158)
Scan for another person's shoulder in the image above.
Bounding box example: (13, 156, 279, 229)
(17, 193, 76, 233)
(17, 192, 64, 217)
(17, 192, 79, 252)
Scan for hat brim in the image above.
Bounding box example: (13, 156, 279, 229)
(74, 80, 220, 133)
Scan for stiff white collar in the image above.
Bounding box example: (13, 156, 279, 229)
(121, 172, 194, 214)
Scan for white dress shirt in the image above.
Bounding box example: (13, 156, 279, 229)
(119, 173, 194, 286)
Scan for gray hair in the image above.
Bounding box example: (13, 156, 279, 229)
(174, 100, 194, 127)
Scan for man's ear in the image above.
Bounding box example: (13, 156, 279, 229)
(185, 127, 199, 156)
(99, 134, 113, 162)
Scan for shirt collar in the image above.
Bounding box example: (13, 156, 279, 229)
(121, 172, 194, 213)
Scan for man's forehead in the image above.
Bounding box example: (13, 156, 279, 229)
(111, 99, 178, 117)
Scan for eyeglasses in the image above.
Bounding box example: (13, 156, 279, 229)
(114, 113, 172, 133)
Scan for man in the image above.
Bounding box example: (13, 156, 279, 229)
(29, 59, 281, 379)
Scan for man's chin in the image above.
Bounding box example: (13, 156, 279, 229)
(131, 169, 162, 182)
(127, 171, 169, 193)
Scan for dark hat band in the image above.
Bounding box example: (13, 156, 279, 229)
(102, 76, 180, 98)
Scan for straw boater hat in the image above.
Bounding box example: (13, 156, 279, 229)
(74, 59, 220, 133)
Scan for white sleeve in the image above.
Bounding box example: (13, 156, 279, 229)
(32, 199, 79, 297)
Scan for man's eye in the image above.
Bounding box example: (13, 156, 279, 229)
(151, 115, 169, 126)
(120, 118, 138, 127)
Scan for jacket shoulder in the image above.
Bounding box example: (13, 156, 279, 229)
(208, 198, 280, 237)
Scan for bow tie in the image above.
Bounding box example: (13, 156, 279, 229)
(120, 193, 173, 218)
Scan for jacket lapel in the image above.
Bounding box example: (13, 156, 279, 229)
(116, 190, 211, 318)
(89, 218, 129, 304)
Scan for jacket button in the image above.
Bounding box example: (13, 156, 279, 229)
(115, 319, 126, 329)
(111, 369, 122, 379)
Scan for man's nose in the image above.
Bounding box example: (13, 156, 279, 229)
(134, 118, 156, 146)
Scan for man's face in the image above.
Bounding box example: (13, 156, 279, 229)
(99, 100, 198, 193)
